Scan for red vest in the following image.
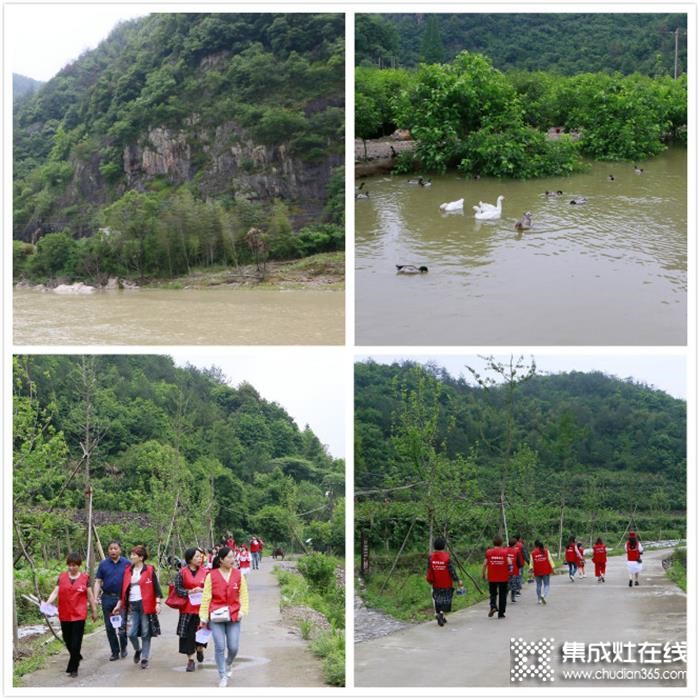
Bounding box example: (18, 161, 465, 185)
(121, 564, 158, 614)
(58, 571, 89, 622)
(250, 540, 260, 553)
(426, 551, 453, 588)
(208, 568, 242, 622)
(508, 546, 521, 576)
(592, 543, 607, 563)
(181, 565, 208, 615)
(239, 551, 251, 569)
(486, 547, 510, 582)
(626, 541, 641, 561)
(531, 548, 553, 576)
(565, 543, 578, 563)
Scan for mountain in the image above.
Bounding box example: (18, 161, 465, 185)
(356, 13, 687, 76)
(13, 73, 44, 101)
(14, 13, 344, 243)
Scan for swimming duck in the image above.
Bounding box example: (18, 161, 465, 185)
(407, 177, 429, 185)
(473, 195, 504, 220)
(514, 212, 532, 231)
(607, 175, 615, 181)
(419, 177, 432, 187)
(634, 165, 644, 175)
(570, 196, 588, 205)
(544, 190, 563, 197)
(355, 190, 370, 200)
(439, 198, 464, 212)
(396, 265, 428, 274)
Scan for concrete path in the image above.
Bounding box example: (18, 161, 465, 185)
(18, 561, 325, 688)
(355, 549, 686, 687)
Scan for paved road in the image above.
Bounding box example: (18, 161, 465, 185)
(18, 562, 325, 688)
(355, 549, 686, 687)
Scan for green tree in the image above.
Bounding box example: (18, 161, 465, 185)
(419, 15, 444, 65)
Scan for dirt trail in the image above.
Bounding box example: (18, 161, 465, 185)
(18, 562, 325, 688)
(355, 549, 686, 687)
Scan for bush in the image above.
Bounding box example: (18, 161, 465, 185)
(29, 231, 78, 280)
(297, 552, 335, 593)
(310, 630, 345, 686)
(13, 240, 35, 278)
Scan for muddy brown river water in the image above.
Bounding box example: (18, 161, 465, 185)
(355, 148, 686, 345)
(14, 287, 344, 345)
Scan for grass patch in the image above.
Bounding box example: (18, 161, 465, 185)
(310, 629, 345, 687)
(281, 252, 344, 276)
(666, 547, 686, 592)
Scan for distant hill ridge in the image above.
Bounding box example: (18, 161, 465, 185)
(13, 73, 44, 101)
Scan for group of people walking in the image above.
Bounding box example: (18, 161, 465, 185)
(426, 530, 644, 625)
(42, 533, 264, 686)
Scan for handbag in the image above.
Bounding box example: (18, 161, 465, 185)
(210, 606, 231, 622)
(165, 582, 187, 610)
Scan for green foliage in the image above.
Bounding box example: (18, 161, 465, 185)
(419, 15, 444, 65)
(297, 552, 336, 593)
(666, 547, 686, 592)
(355, 15, 400, 68)
(310, 630, 345, 686)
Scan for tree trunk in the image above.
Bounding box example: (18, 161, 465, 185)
(558, 499, 565, 559)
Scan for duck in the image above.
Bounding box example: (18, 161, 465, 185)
(396, 264, 428, 274)
(544, 190, 563, 197)
(607, 175, 615, 181)
(634, 165, 644, 175)
(355, 181, 366, 192)
(419, 177, 432, 187)
(473, 195, 504, 220)
(355, 190, 370, 200)
(407, 177, 426, 185)
(514, 212, 532, 231)
(570, 196, 588, 205)
(439, 198, 464, 212)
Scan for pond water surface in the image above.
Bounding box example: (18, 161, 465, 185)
(355, 147, 686, 345)
(14, 287, 344, 345)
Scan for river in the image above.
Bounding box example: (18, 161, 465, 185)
(14, 287, 344, 345)
(355, 147, 686, 345)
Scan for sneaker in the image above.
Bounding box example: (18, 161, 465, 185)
(436, 612, 445, 626)
(498, 614, 506, 618)
(629, 580, 633, 587)
(186, 659, 195, 672)
(537, 597, 541, 605)
(601, 576, 605, 583)
(133, 649, 141, 664)
(196, 648, 204, 663)
(141, 659, 149, 669)
(488, 607, 497, 617)
(120, 647, 128, 658)
(569, 574, 574, 582)
(109, 653, 119, 661)
(634, 581, 639, 586)
(218, 677, 228, 688)
(541, 597, 547, 606)
(226, 664, 233, 678)
(69, 671, 78, 678)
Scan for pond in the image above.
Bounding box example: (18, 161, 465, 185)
(14, 287, 345, 345)
(355, 147, 686, 345)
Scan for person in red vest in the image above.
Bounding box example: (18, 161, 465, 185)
(238, 545, 252, 576)
(507, 537, 524, 603)
(531, 540, 555, 605)
(250, 536, 262, 570)
(44, 552, 98, 677)
(426, 536, 464, 626)
(625, 531, 644, 587)
(175, 547, 208, 672)
(565, 536, 579, 582)
(482, 535, 512, 619)
(113, 544, 163, 670)
(592, 537, 607, 582)
(576, 541, 586, 578)
(199, 546, 249, 688)
(225, 534, 235, 549)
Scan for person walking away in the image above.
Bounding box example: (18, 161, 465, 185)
(44, 552, 98, 677)
(625, 532, 644, 587)
(112, 545, 162, 670)
(576, 542, 586, 578)
(199, 546, 249, 688)
(565, 536, 578, 581)
(238, 545, 251, 576)
(93, 540, 130, 660)
(426, 537, 464, 626)
(592, 538, 607, 582)
(515, 534, 530, 589)
(176, 547, 208, 672)
(482, 536, 512, 619)
(225, 534, 235, 549)
(531, 540, 555, 605)
(507, 538, 523, 603)
(250, 537, 261, 570)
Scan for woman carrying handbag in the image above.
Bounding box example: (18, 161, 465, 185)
(199, 546, 249, 687)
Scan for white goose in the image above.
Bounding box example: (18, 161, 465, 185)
(439, 198, 464, 212)
(473, 195, 504, 220)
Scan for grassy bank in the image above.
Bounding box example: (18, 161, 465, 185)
(273, 554, 345, 687)
(665, 548, 686, 592)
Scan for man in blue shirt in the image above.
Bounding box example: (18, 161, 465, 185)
(93, 540, 130, 660)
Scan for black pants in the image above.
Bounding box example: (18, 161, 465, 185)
(101, 594, 127, 656)
(489, 581, 508, 617)
(60, 619, 86, 673)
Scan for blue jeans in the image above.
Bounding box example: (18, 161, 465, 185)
(102, 594, 127, 656)
(252, 552, 260, 569)
(128, 600, 152, 660)
(568, 562, 577, 577)
(536, 575, 550, 600)
(210, 620, 240, 678)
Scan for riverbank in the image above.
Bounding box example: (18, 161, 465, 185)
(14, 253, 345, 294)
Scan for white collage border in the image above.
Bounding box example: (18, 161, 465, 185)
(2, 1, 697, 698)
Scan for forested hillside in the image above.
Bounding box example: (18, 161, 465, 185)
(13, 74, 44, 102)
(356, 13, 687, 75)
(13, 13, 344, 281)
(14, 355, 345, 566)
(355, 360, 685, 551)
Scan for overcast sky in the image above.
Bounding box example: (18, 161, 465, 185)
(355, 353, 687, 400)
(169, 350, 347, 459)
(7, 5, 147, 81)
